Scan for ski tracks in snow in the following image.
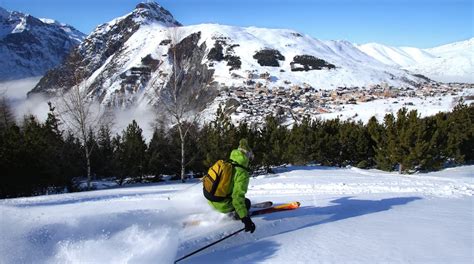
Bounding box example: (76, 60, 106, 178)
(1, 166, 473, 263)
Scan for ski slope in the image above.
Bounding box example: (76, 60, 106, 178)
(1, 166, 473, 263)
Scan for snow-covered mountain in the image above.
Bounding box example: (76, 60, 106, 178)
(358, 38, 474, 83)
(0, 6, 86, 81)
(357, 43, 436, 67)
(29, 2, 425, 109)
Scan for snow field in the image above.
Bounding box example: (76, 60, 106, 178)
(1, 166, 473, 263)
(251, 166, 474, 198)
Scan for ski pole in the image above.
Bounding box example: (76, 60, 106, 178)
(174, 228, 245, 263)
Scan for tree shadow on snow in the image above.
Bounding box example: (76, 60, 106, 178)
(273, 165, 342, 174)
(260, 196, 423, 236)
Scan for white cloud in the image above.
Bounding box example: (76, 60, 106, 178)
(0, 77, 41, 100)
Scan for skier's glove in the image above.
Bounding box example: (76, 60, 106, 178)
(241, 216, 256, 233)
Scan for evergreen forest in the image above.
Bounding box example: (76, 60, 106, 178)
(1, 99, 472, 198)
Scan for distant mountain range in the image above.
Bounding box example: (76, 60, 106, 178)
(0, 6, 85, 81)
(27, 2, 426, 109)
(0, 2, 471, 110)
(358, 38, 473, 83)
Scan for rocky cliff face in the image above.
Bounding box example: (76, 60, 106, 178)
(160, 32, 218, 111)
(30, 2, 181, 97)
(0, 7, 85, 81)
(29, 2, 220, 109)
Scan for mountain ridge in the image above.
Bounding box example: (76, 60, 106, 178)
(357, 38, 473, 83)
(1, 2, 470, 117)
(0, 6, 86, 81)
(29, 2, 182, 98)
(28, 2, 426, 110)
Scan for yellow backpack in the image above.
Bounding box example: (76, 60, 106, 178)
(202, 160, 235, 202)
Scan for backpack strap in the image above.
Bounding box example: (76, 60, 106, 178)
(229, 159, 250, 172)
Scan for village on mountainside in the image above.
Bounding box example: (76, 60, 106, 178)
(216, 71, 474, 123)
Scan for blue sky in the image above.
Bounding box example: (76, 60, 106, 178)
(1, 0, 472, 48)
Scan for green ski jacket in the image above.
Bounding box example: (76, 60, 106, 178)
(208, 148, 250, 219)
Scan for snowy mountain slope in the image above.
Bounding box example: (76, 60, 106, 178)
(358, 38, 474, 83)
(1, 165, 473, 263)
(429, 37, 474, 58)
(0, 6, 86, 81)
(189, 25, 409, 88)
(357, 42, 436, 67)
(29, 2, 424, 109)
(38, 18, 85, 43)
(29, 2, 183, 101)
(406, 38, 474, 83)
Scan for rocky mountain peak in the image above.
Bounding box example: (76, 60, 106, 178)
(0, 7, 86, 81)
(30, 3, 173, 94)
(132, 2, 181, 27)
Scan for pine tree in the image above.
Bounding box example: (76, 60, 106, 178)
(235, 122, 251, 142)
(319, 119, 342, 166)
(95, 125, 115, 178)
(368, 116, 391, 171)
(358, 122, 376, 168)
(184, 122, 204, 177)
(45, 102, 62, 137)
(0, 102, 17, 194)
(0, 96, 15, 130)
(118, 120, 147, 182)
(236, 122, 260, 169)
(287, 117, 313, 165)
(309, 118, 324, 165)
(445, 103, 474, 163)
(1, 106, 76, 197)
(21, 115, 55, 194)
(201, 105, 236, 168)
(416, 116, 444, 171)
(112, 134, 125, 185)
(147, 125, 172, 180)
(338, 121, 354, 166)
(0, 122, 23, 197)
(44, 103, 72, 189)
(428, 113, 449, 168)
(60, 133, 85, 191)
(398, 110, 424, 172)
(86, 129, 99, 180)
(259, 115, 287, 172)
(338, 121, 372, 167)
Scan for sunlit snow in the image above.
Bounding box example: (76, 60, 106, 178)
(1, 166, 472, 263)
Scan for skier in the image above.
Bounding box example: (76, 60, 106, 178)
(206, 138, 256, 233)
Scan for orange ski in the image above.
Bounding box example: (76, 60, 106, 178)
(250, 201, 300, 216)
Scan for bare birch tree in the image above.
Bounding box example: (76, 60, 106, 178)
(56, 73, 111, 189)
(157, 26, 215, 182)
